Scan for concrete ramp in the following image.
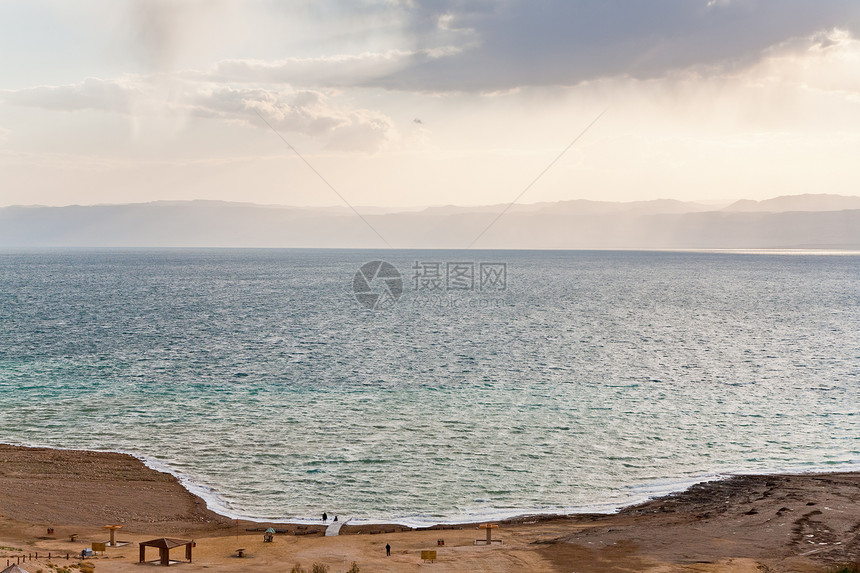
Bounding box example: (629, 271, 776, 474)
(325, 518, 350, 536)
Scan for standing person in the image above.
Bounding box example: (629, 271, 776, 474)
(386, 543, 391, 557)
(322, 512, 328, 522)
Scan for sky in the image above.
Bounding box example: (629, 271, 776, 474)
(1, 0, 859, 208)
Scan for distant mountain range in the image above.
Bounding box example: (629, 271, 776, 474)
(1, 194, 859, 249)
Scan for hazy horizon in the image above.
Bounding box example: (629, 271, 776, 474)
(3, 193, 859, 249)
(4, 192, 860, 212)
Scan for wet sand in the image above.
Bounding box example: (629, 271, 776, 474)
(1, 444, 858, 572)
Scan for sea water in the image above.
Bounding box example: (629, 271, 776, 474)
(0, 249, 857, 525)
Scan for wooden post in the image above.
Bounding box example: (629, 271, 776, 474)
(477, 523, 499, 545)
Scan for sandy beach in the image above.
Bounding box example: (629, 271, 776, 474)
(1, 444, 858, 572)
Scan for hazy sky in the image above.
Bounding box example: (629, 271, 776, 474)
(1, 0, 859, 208)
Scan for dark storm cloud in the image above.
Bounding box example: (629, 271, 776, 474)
(376, 0, 860, 91)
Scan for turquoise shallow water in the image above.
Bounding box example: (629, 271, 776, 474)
(0, 249, 858, 525)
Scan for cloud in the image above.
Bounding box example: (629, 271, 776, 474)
(372, 0, 860, 91)
(0, 77, 135, 113)
(758, 28, 860, 95)
(193, 87, 396, 151)
(154, 1, 860, 94)
(0, 77, 396, 152)
(208, 47, 461, 88)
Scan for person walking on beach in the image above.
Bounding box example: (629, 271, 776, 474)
(322, 512, 327, 522)
(386, 543, 390, 557)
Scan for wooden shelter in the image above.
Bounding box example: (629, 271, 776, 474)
(139, 538, 193, 566)
(1, 565, 31, 573)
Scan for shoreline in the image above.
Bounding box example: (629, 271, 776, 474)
(4, 440, 859, 528)
(2, 444, 860, 572)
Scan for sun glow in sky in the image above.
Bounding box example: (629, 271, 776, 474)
(1, 0, 859, 208)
